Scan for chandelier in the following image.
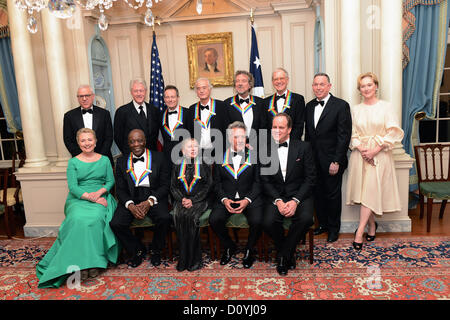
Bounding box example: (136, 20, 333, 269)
(14, 0, 204, 33)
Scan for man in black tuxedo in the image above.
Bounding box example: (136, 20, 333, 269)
(186, 78, 229, 164)
(264, 68, 305, 140)
(304, 73, 352, 243)
(63, 85, 113, 163)
(109, 129, 171, 268)
(209, 121, 263, 268)
(160, 85, 191, 164)
(114, 78, 161, 155)
(261, 113, 316, 276)
(223, 70, 267, 149)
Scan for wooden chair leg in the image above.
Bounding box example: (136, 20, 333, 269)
(439, 200, 447, 219)
(167, 231, 173, 261)
(207, 226, 216, 260)
(426, 197, 433, 232)
(257, 236, 263, 262)
(4, 207, 12, 239)
(308, 228, 314, 264)
(232, 228, 239, 244)
(419, 194, 424, 219)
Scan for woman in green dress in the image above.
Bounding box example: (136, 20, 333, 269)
(36, 128, 119, 288)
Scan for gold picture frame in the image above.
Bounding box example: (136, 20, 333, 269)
(186, 32, 234, 88)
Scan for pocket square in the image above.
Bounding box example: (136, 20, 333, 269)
(296, 158, 301, 161)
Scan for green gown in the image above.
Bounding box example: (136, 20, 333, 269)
(36, 156, 119, 288)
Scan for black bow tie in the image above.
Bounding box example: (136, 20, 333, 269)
(167, 110, 178, 115)
(82, 108, 93, 114)
(317, 100, 325, 106)
(275, 94, 286, 101)
(200, 104, 209, 110)
(278, 141, 288, 148)
(239, 98, 249, 105)
(133, 156, 144, 163)
(232, 151, 245, 158)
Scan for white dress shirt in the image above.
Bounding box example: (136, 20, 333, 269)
(199, 100, 213, 149)
(314, 93, 331, 128)
(238, 95, 254, 137)
(167, 106, 180, 135)
(125, 151, 157, 208)
(277, 138, 289, 181)
(276, 90, 288, 113)
(133, 100, 147, 118)
(81, 107, 93, 129)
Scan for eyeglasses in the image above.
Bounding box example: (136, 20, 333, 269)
(77, 94, 93, 99)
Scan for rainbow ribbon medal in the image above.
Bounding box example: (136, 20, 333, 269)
(222, 149, 251, 179)
(267, 90, 292, 116)
(194, 99, 216, 129)
(162, 106, 183, 138)
(178, 159, 201, 193)
(127, 149, 152, 186)
(230, 95, 255, 114)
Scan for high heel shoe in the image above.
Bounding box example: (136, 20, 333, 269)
(352, 229, 363, 251)
(366, 222, 378, 242)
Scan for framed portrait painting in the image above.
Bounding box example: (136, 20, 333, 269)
(186, 32, 234, 88)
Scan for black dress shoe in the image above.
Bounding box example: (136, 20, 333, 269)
(127, 250, 145, 268)
(242, 249, 255, 269)
(327, 232, 339, 243)
(366, 222, 378, 242)
(276, 257, 288, 276)
(313, 226, 328, 236)
(288, 256, 296, 270)
(220, 247, 236, 265)
(151, 252, 161, 267)
(176, 263, 186, 272)
(187, 262, 202, 272)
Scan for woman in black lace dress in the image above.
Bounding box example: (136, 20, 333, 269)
(170, 138, 212, 271)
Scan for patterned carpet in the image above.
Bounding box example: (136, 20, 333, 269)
(0, 237, 448, 300)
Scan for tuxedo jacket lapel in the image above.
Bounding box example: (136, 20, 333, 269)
(92, 106, 99, 133)
(316, 94, 334, 129)
(285, 141, 299, 181)
(75, 108, 85, 130)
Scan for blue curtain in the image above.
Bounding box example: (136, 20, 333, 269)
(0, 35, 22, 133)
(402, 0, 450, 191)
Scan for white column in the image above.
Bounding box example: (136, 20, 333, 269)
(380, 0, 403, 123)
(41, 10, 72, 166)
(340, 0, 361, 106)
(7, 0, 49, 167)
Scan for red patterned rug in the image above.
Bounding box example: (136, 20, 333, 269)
(0, 237, 448, 300)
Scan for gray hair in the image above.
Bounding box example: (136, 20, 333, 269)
(77, 84, 94, 94)
(129, 78, 147, 91)
(195, 77, 212, 89)
(272, 67, 289, 79)
(313, 72, 331, 83)
(227, 121, 247, 139)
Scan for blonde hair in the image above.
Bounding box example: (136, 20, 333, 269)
(76, 128, 97, 143)
(357, 72, 379, 91)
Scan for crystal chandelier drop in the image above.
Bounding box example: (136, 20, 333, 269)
(13, 0, 205, 33)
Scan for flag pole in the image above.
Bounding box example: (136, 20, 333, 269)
(250, 8, 254, 26)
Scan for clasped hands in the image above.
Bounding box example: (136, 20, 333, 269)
(358, 145, 383, 166)
(129, 199, 153, 220)
(276, 200, 298, 217)
(83, 188, 107, 207)
(224, 198, 250, 214)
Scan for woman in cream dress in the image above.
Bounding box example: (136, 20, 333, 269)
(346, 72, 404, 250)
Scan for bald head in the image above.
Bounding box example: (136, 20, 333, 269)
(128, 129, 146, 156)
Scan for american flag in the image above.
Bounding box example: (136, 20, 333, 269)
(150, 32, 165, 112)
(249, 24, 264, 97)
(149, 32, 165, 151)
